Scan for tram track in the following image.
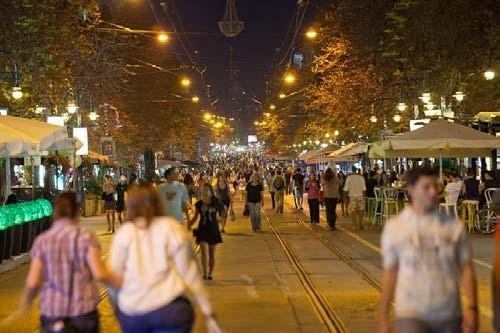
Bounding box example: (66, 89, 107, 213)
(262, 209, 348, 333)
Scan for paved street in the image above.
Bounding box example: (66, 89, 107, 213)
(0, 195, 496, 333)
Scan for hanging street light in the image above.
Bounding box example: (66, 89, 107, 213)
(203, 113, 212, 120)
(484, 69, 495, 80)
(396, 102, 407, 112)
(334, 130, 339, 136)
(370, 115, 378, 123)
(269, 104, 276, 110)
(452, 91, 465, 102)
(88, 111, 99, 121)
(279, 93, 286, 99)
(419, 92, 431, 104)
(181, 78, 191, 87)
(12, 85, 22, 99)
(192, 96, 200, 103)
(264, 112, 271, 117)
(66, 102, 79, 114)
(393, 114, 401, 123)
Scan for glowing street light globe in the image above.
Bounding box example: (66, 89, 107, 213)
(269, 104, 276, 110)
(203, 113, 212, 120)
(419, 93, 431, 104)
(452, 91, 465, 102)
(88, 111, 99, 121)
(66, 102, 78, 114)
(157, 33, 169, 43)
(192, 96, 200, 103)
(284, 73, 296, 84)
(305, 29, 318, 40)
(484, 70, 495, 80)
(393, 114, 402, 123)
(334, 130, 339, 136)
(370, 116, 378, 123)
(279, 93, 286, 99)
(12, 86, 22, 99)
(396, 102, 407, 112)
(181, 78, 191, 87)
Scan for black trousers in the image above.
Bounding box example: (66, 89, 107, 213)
(324, 197, 338, 228)
(308, 199, 320, 224)
(270, 192, 276, 209)
(41, 310, 99, 333)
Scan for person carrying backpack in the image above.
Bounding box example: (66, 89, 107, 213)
(273, 169, 286, 213)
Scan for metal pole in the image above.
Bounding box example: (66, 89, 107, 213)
(5, 153, 10, 198)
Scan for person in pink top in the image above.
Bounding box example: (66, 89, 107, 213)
(306, 172, 321, 224)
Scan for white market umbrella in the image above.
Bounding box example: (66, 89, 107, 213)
(382, 119, 500, 158)
(0, 116, 68, 155)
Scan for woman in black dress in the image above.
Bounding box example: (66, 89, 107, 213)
(188, 183, 224, 280)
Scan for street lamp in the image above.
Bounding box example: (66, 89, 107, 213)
(284, 73, 296, 84)
(325, 132, 330, 138)
(419, 92, 431, 104)
(484, 69, 495, 80)
(264, 112, 271, 117)
(88, 111, 99, 121)
(269, 104, 276, 110)
(181, 78, 191, 87)
(66, 102, 79, 114)
(396, 102, 407, 112)
(254, 121, 259, 126)
(305, 28, 318, 40)
(452, 91, 465, 102)
(370, 116, 378, 123)
(203, 113, 212, 120)
(11, 85, 22, 99)
(334, 130, 339, 136)
(279, 93, 286, 99)
(157, 33, 169, 43)
(393, 114, 401, 123)
(192, 96, 200, 103)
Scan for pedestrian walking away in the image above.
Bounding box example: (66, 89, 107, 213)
(344, 166, 366, 230)
(246, 173, 264, 232)
(10, 192, 121, 333)
(273, 169, 286, 213)
(189, 183, 224, 280)
(266, 170, 276, 210)
(322, 167, 339, 230)
(379, 166, 478, 333)
(110, 185, 223, 333)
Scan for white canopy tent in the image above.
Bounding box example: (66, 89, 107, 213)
(381, 119, 500, 158)
(0, 116, 75, 199)
(380, 119, 500, 177)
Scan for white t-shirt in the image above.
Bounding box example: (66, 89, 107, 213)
(157, 181, 189, 223)
(110, 217, 212, 316)
(343, 174, 366, 197)
(381, 208, 471, 320)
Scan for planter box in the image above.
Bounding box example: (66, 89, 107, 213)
(84, 199, 95, 217)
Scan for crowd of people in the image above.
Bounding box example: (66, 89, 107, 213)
(5, 150, 500, 333)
